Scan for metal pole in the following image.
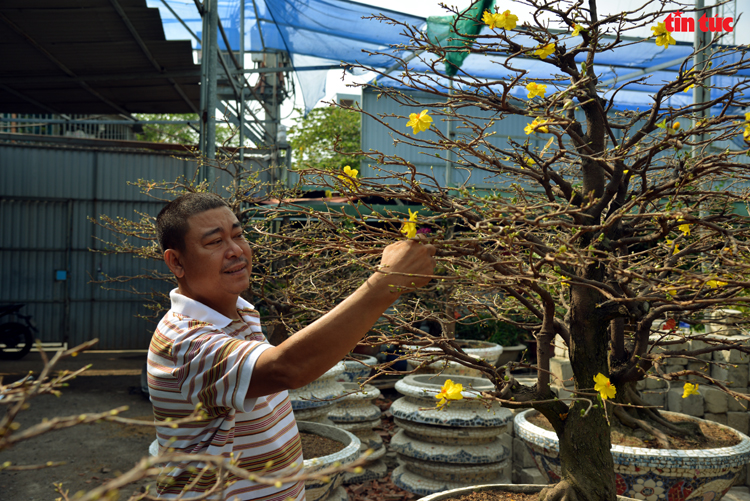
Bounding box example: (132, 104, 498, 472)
(692, 0, 711, 151)
(239, 0, 245, 163)
(694, 0, 711, 271)
(199, 0, 208, 163)
(205, 0, 218, 167)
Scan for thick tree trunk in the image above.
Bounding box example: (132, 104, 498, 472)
(541, 282, 616, 501)
(548, 407, 616, 501)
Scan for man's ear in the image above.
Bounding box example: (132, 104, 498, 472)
(164, 249, 186, 278)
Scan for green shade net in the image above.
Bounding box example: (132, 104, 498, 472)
(426, 0, 495, 78)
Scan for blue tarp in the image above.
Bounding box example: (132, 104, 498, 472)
(149, 0, 748, 113)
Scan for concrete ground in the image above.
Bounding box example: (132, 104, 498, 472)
(0, 349, 154, 501)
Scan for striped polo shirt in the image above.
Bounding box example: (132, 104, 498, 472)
(147, 289, 305, 500)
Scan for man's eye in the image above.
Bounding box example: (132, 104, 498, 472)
(209, 239, 221, 245)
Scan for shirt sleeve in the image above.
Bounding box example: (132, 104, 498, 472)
(173, 329, 272, 413)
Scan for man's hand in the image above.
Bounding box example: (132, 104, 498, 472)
(370, 237, 436, 293)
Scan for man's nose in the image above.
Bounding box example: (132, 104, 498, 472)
(226, 238, 243, 257)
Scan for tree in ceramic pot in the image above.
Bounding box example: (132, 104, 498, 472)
(279, 2, 750, 500)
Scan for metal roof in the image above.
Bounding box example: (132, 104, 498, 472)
(0, 0, 201, 115)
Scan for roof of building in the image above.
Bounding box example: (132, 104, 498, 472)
(0, 0, 200, 115)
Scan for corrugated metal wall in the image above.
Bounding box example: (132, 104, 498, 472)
(0, 139, 259, 349)
(360, 87, 573, 189)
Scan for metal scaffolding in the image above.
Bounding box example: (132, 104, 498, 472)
(186, 0, 293, 183)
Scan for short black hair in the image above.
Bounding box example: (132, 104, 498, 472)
(155, 193, 230, 252)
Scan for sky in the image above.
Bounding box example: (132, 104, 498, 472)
(279, 0, 746, 127)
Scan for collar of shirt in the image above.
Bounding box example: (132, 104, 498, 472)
(169, 289, 255, 329)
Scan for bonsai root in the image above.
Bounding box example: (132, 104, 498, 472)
(613, 406, 670, 448)
(540, 480, 580, 501)
(621, 385, 704, 439)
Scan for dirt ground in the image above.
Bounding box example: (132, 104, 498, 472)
(0, 351, 155, 501)
(0, 351, 416, 501)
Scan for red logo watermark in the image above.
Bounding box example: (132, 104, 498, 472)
(665, 11, 734, 33)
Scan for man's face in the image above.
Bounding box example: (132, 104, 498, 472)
(171, 207, 252, 311)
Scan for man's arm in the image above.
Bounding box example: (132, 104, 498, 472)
(247, 238, 435, 398)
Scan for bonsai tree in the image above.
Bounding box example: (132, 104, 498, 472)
(278, 1, 750, 500)
(94, 1, 750, 499)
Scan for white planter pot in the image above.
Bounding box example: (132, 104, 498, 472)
(327, 382, 387, 485)
(391, 374, 512, 495)
(405, 340, 503, 378)
(515, 409, 750, 501)
(328, 383, 381, 424)
(495, 343, 527, 367)
(337, 354, 378, 383)
(289, 362, 346, 422)
(300, 421, 360, 501)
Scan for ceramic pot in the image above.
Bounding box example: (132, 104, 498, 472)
(405, 340, 503, 378)
(337, 354, 378, 383)
(289, 362, 345, 424)
(327, 383, 387, 485)
(515, 409, 750, 501)
(417, 483, 638, 501)
(300, 421, 360, 501)
(494, 343, 527, 367)
(390, 374, 512, 495)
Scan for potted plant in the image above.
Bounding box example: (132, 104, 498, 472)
(418, 484, 638, 501)
(299, 421, 361, 501)
(515, 410, 750, 501)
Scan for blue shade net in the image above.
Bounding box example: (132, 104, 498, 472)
(149, 0, 748, 117)
(149, 0, 425, 112)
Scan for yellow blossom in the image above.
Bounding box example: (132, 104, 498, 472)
(406, 109, 432, 134)
(483, 10, 518, 30)
(526, 82, 547, 99)
(572, 24, 584, 36)
(682, 382, 700, 398)
(745, 112, 750, 123)
(682, 70, 695, 93)
(534, 43, 555, 59)
(524, 157, 535, 168)
(666, 239, 679, 255)
(744, 125, 750, 142)
(593, 373, 616, 400)
(400, 208, 419, 239)
(524, 118, 549, 135)
(707, 279, 728, 289)
(495, 10, 518, 30)
(678, 222, 690, 236)
(324, 190, 332, 198)
(652, 22, 676, 48)
(482, 10, 499, 29)
(337, 165, 359, 189)
(435, 379, 464, 407)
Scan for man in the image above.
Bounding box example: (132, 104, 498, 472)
(147, 193, 435, 500)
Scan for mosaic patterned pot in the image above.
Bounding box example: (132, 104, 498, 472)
(416, 483, 638, 501)
(337, 353, 378, 383)
(289, 362, 346, 424)
(300, 421, 360, 501)
(391, 374, 512, 495)
(405, 340, 503, 378)
(327, 383, 387, 485)
(515, 409, 750, 501)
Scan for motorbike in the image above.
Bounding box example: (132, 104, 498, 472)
(0, 304, 38, 360)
